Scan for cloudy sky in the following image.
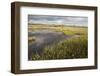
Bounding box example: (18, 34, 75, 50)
(28, 15, 88, 26)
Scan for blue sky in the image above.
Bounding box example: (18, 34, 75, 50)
(28, 15, 88, 26)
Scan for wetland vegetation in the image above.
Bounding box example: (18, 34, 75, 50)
(28, 24, 88, 60)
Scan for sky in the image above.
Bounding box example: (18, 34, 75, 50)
(28, 15, 88, 26)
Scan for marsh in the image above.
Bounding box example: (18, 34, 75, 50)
(28, 15, 88, 60)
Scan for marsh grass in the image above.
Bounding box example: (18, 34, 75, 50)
(31, 36, 88, 60)
(28, 24, 88, 60)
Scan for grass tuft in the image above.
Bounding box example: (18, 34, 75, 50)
(31, 36, 88, 60)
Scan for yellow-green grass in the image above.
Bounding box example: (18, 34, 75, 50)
(31, 36, 88, 60)
(28, 24, 88, 60)
(28, 24, 87, 36)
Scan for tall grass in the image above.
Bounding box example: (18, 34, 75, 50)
(31, 36, 88, 60)
(29, 24, 88, 60)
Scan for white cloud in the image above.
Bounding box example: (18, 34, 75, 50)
(28, 15, 88, 26)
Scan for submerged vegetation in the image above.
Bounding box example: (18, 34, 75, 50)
(28, 24, 88, 60)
